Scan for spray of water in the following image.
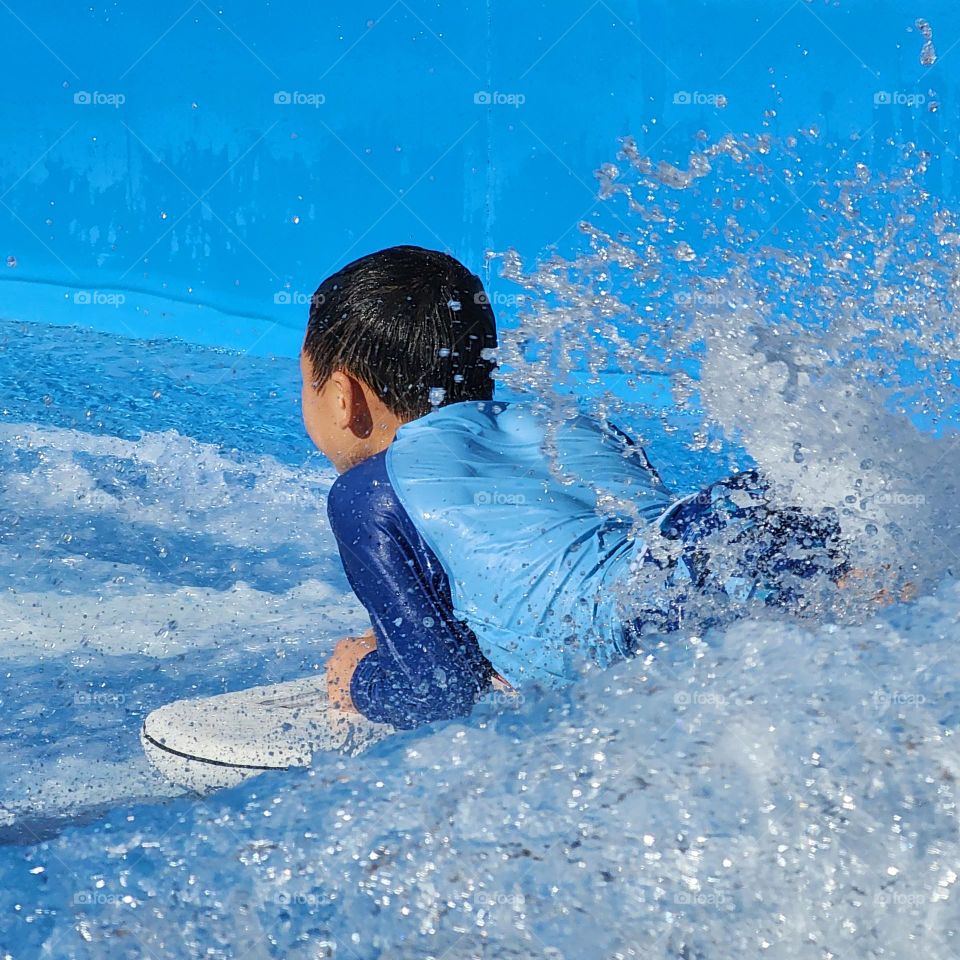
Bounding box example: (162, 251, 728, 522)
(492, 131, 959, 629)
(2, 135, 959, 960)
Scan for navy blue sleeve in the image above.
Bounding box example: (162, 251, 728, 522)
(326, 451, 493, 730)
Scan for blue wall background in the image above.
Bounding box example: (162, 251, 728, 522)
(0, 0, 957, 355)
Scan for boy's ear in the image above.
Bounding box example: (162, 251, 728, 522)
(330, 370, 373, 439)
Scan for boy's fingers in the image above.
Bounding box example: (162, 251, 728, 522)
(327, 656, 359, 712)
(837, 566, 915, 605)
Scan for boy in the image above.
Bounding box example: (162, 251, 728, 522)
(303, 246, 848, 731)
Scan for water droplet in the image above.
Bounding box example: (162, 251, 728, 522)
(915, 18, 937, 65)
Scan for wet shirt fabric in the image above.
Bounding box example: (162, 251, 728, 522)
(381, 401, 675, 688)
(328, 401, 848, 729)
(327, 450, 494, 730)
(329, 400, 673, 728)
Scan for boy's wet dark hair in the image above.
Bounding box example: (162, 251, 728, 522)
(303, 245, 498, 420)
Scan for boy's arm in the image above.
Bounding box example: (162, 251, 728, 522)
(326, 456, 493, 730)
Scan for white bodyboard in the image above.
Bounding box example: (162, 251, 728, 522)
(141, 675, 393, 794)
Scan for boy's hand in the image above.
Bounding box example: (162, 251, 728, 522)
(837, 565, 916, 605)
(326, 630, 377, 713)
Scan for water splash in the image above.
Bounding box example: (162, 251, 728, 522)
(493, 131, 959, 622)
(1, 136, 958, 959)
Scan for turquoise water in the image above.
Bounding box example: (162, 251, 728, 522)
(1, 282, 957, 955)
(2, 2, 960, 957)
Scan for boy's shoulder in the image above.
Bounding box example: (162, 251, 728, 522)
(330, 400, 666, 531)
(326, 402, 505, 530)
(387, 399, 541, 479)
(385, 398, 670, 520)
(327, 450, 400, 532)
(389, 399, 659, 477)
(390, 399, 547, 452)
(396, 399, 514, 432)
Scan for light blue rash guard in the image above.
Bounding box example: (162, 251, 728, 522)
(383, 400, 674, 687)
(328, 400, 679, 728)
(329, 399, 848, 728)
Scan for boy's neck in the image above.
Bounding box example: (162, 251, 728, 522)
(335, 421, 403, 473)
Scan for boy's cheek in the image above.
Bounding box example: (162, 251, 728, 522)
(301, 392, 327, 447)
